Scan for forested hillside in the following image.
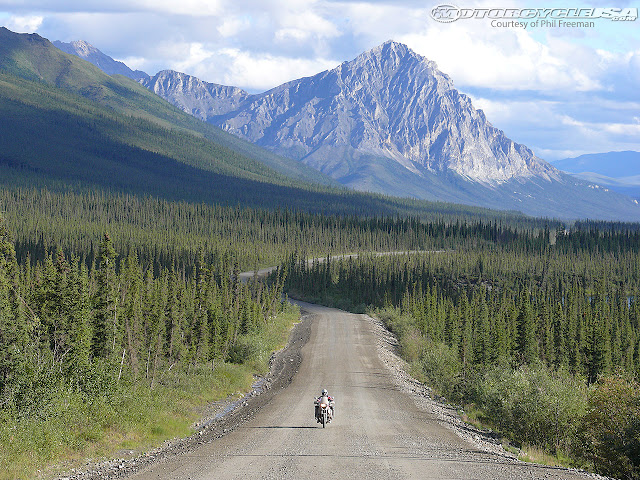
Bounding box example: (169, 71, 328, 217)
(0, 185, 546, 478)
(0, 27, 334, 186)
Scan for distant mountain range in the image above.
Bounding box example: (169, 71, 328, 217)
(554, 151, 640, 177)
(20, 31, 640, 220)
(553, 151, 640, 199)
(2, 27, 525, 222)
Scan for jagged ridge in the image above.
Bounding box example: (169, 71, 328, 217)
(214, 41, 558, 184)
(53, 39, 149, 81)
(53, 35, 640, 220)
(141, 70, 250, 121)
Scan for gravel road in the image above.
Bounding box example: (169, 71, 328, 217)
(123, 301, 596, 480)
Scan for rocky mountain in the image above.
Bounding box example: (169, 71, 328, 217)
(141, 70, 250, 122)
(56, 37, 640, 220)
(53, 39, 148, 81)
(215, 41, 559, 185)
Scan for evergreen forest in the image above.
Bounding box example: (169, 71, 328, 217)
(0, 185, 537, 478)
(1, 185, 639, 478)
(283, 228, 640, 479)
(1, 26, 638, 480)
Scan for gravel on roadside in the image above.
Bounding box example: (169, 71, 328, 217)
(53, 312, 313, 480)
(364, 313, 609, 480)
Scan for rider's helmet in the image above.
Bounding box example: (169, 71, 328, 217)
(322, 389, 328, 396)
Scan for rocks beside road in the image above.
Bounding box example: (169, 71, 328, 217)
(366, 313, 608, 480)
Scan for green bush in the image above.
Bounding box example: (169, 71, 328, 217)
(418, 339, 462, 399)
(479, 362, 587, 453)
(481, 363, 587, 452)
(579, 374, 640, 479)
(228, 338, 261, 365)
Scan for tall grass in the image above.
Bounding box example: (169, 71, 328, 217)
(0, 305, 300, 480)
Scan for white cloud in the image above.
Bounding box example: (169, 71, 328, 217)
(213, 47, 338, 91)
(171, 42, 215, 74)
(467, 94, 640, 161)
(0, 0, 225, 16)
(140, 39, 340, 91)
(401, 25, 606, 92)
(119, 55, 147, 71)
(6, 14, 42, 32)
(275, 28, 310, 42)
(276, 9, 339, 39)
(133, 0, 224, 16)
(603, 123, 640, 136)
(470, 97, 560, 128)
(217, 16, 250, 38)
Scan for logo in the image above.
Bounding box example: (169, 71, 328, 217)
(431, 4, 461, 22)
(429, 5, 638, 22)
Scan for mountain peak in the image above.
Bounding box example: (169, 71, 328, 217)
(342, 40, 452, 98)
(142, 69, 250, 120)
(375, 39, 411, 54)
(53, 39, 148, 81)
(354, 40, 419, 68)
(214, 38, 547, 184)
(66, 39, 98, 58)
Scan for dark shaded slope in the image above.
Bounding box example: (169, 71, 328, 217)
(1, 27, 335, 186)
(0, 72, 535, 222)
(44, 31, 337, 185)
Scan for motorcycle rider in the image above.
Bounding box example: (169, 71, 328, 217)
(315, 388, 335, 421)
(319, 388, 333, 402)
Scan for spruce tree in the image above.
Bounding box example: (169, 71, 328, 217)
(516, 287, 536, 364)
(93, 233, 118, 359)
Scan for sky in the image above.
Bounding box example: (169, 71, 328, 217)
(0, 0, 639, 162)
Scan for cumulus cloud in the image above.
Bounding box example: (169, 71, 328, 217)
(195, 47, 338, 91)
(217, 15, 251, 38)
(0, 0, 224, 15)
(400, 21, 607, 93)
(1, 0, 638, 158)
(5, 14, 42, 32)
(468, 94, 640, 161)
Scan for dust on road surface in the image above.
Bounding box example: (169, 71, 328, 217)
(126, 301, 593, 480)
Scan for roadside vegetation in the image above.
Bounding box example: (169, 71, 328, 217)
(0, 185, 481, 479)
(0, 216, 298, 479)
(284, 237, 640, 479)
(0, 303, 301, 480)
(2, 185, 640, 479)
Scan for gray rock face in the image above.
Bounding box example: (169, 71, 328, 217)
(211, 41, 558, 184)
(56, 39, 557, 185)
(141, 70, 251, 121)
(53, 40, 148, 81)
(53, 37, 640, 219)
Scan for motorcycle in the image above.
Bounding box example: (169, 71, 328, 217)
(314, 395, 334, 428)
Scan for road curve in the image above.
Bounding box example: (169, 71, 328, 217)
(126, 301, 590, 480)
(237, 251, 444, 282)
